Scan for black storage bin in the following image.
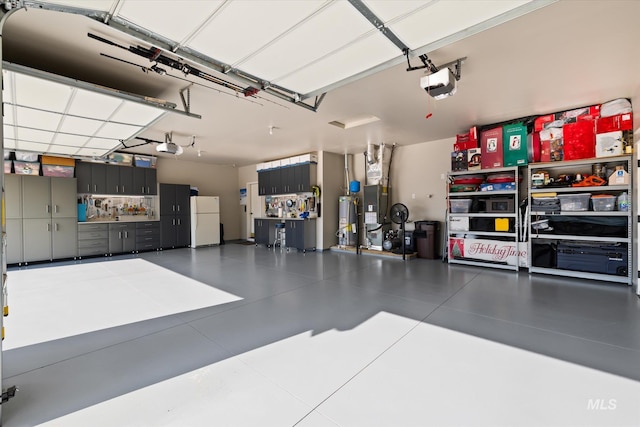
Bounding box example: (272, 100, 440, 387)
(557, 241, 627, 276)
(531, 242, 557, 268)
(414, 221, 439, 259)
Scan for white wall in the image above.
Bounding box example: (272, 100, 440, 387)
(237, 164, 258, 240)
(156, 158, 241, 240)
(318, 152, 346, 249)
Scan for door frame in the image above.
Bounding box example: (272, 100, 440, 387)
(246, 181, 259, 241)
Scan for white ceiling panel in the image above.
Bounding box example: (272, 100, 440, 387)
(109, 102, 165, 126)
(14, 127, 55, 144)
(83, 137, 119, 149)
(94, 123, 142, 139)
(118, 0, 224, 43)
(4, 138, 16, 150)
(75, 146, 117, 157)
(58, 115, 104, 136)
(362, 0, 437, 22)
(46, 144, 83, 155)
(277, 32, 399, 95)
(14, 140, 50, 153)
(389, 0, 531, 49)
(240, 1, 380, 83)
(4, 125, 15, 139)
(14, 73, 71, 112)
(67, 89, 122, 121)
(16, 107, 63, 132)
(51, 133, 90, 147)
(187, 0, 326, 66)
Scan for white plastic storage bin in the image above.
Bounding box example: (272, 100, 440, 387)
(450, 199, 472, 213)
(557, 193, 591, 211)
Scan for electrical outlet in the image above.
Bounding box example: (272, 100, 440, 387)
(440, 173, 446, 180)
(412, 193, 416, 199)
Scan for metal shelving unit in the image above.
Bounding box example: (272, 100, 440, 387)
(447, 166, 522, 271)
(528, 155, 633, 285)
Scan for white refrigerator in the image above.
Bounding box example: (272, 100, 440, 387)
(190, 196, 220, 248)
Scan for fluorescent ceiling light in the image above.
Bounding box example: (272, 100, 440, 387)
(329, 115, 380, 129)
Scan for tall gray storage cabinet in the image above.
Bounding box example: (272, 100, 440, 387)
(7, 175, 78, 263)
(159, 183, 191, 248)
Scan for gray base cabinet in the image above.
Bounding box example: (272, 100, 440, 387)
(254, 218, 276, 246)
(5, 219, 23, 265)
(285, 219, 316, 252)
(108, 223, 136, 254)
(135, 221, 160, 251)
(78, 223, 109, 257)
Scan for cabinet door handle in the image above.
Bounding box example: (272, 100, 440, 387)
(119, 231, 122, 239)
(172, 218, 176, 225)
(55, 223, 59, 232)
(94, 184, 97, 192)
(125, 231, 128, 238)
(177, 218, 181, 225)
(147, 186, 150, 194)
(54, 205, 59, 214)
(141, 187, 145, 194)
(87, 184, 91, 192)
(47, 223, 51, 232)
(177, 205, 180, 212)
(172, 205, 176, 212)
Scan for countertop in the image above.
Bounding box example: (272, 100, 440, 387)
(79, 216, 159, 224)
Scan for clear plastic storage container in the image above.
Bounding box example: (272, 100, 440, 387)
(450, 199, 472, 213)
(591, 195, 616, 211)
(557, 193, 591, 211)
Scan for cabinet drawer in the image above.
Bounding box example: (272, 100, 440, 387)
(78, 223, 108, 232)
(136, 228, 159, 237)
(136, 235, 160, 245)
(78, 246, 108, 257)
(78, 230, 109, 240)
(78, 238, 108, 250)
(136, 221, 160, 229)
(136, 239, 160, 250)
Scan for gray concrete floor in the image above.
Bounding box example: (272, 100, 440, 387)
(2, 244, 640, 426)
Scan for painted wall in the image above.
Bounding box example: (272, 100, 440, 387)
(156, 157, 240, 240)
(318, 151, 346, 249)
(237, 165, 259, 240)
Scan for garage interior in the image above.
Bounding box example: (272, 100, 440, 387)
(0, 1, 639, 426)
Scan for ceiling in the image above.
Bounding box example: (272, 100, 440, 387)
(2, 0, 639, 166)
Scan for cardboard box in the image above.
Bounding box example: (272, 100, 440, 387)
(451, 150, 468, 171)
(563, 120, 595, 160)
(596, 131, 624, 157)
(41, 155, 75, 166)
(534, 114, 555, 131)
(596, 113, 633, 133)
(540, 127, 563, 161)
(449, 216, 470, 232)
(502, 123, 528, 166)
(454, 140, 479, 151)
(467, 148, 482, 170)
(480, 127, 503, 169)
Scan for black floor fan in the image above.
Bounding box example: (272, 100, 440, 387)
(390, 203, 409, 260)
